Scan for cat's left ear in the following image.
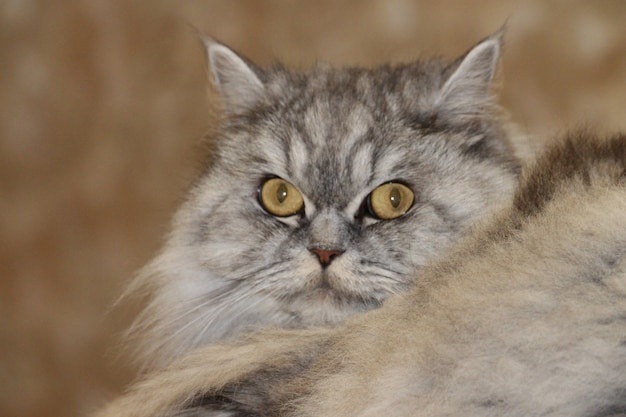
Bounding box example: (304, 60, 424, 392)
(203, 37, 266, 113)
(433, 28, 504, 120)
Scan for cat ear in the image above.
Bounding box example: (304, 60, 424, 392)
(433, 30, 503, 120)
(203, 37, 265, 113)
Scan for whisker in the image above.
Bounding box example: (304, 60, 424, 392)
(222, 259, 287, 282)
(186, 263, 294, 346)
(359, 260, 406, 276)
(164, 282, 243, 322)
(146, 258, 297, 357)
(193, 290, 273, 346)
(151, 300, 228, 350)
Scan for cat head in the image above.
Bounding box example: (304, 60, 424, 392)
(128, 31, 520, 370)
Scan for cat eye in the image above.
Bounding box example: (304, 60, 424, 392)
(368, 182, 414, 220)
(258, 178, 304, 217)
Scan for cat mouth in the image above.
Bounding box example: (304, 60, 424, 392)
(298, 271, 380, 307)
(317, 271, 335, 290)
(279, 271, 383, 327)
(313, 270, 350, 296)
(283, 288, 376, 324)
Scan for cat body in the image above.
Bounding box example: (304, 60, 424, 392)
(127, 32, 520, 370)
(95, 131, 626, 417)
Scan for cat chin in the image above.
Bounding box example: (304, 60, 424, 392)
(282, 288, 377, 327)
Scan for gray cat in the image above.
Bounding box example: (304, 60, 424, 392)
(125, 31, 520, 370)
(94, 130, 626, 417)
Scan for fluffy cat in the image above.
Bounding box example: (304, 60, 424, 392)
(94, 130, 626, 417)
(125, 31, 521, 370)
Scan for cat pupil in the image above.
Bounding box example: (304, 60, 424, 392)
(276, 183, 288, 204)
(389, 187, 401, 209)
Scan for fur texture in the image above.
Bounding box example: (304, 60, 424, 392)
(94, 130, 626, 417)
(126, 32, 520, 370)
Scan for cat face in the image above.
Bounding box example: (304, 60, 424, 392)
(130, 32, 520, 369)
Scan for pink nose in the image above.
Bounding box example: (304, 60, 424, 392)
(309, 248, 344, 267)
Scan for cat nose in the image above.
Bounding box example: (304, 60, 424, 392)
(309, 248, 344, 267)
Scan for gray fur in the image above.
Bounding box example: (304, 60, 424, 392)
(92, 131, 626, 417)
(126, 32, 520, 370)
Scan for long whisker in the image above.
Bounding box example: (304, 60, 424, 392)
(192, 289, 274, 347)
(175, 262, 294, 348)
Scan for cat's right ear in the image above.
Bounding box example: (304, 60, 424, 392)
(203, 37, 265, 113)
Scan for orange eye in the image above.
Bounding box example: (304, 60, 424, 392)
(259, 178, 304, 217)
(368, 183, 414, 220)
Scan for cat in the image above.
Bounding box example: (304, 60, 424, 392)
(93, 130, 626, 417)
(124, 30, 521, 371)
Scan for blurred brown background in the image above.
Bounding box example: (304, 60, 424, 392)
(1, 1, 625, 416)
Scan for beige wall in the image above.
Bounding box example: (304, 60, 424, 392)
(1, 1, 625, 416)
